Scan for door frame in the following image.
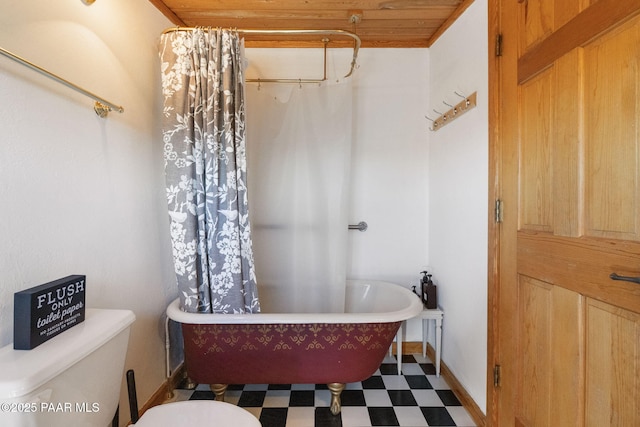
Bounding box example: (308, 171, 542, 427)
(486, 0, 502, 425)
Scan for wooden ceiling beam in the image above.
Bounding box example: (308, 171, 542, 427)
(244, 39, 430, 48)
(150, 0, 466, 48)
(180, 17, 444, 29)
(162, 0, 461, 10)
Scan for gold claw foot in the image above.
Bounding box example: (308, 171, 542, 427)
(183, 376, 197, 390)
(327, 382, 345, 415)
(210, 383, 228, 401)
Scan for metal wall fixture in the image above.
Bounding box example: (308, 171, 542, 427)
(0, 46, 124, 118)
(426, 91, 477, 132)
(348, 221, 368, 232)
(162, 27, 361, 84)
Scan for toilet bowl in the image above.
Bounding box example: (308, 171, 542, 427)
(0, 308, 135, 426)
(132, 400, 261, 427)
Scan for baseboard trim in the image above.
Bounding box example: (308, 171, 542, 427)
(142, 344, 486, 427)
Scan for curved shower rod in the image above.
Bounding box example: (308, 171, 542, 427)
(161, 28, 361, 81)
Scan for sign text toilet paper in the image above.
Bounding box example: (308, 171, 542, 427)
(13, 275, 86, 350)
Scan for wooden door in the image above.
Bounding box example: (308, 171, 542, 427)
(490, 0, 640, 425)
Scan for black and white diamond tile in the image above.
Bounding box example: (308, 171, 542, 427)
(170, 354, 477, 427)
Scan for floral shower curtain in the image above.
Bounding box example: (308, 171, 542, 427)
(159, 28, 260, 314)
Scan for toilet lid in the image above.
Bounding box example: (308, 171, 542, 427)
(133, 401, 261, 427)
(0, 309, 135, 399)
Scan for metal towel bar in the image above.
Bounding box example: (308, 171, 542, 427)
(348, 221, 368, 232)
(0, 45, 124, 117)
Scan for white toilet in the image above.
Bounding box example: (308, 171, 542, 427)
(0, 308, 135, 427)
(132, 400, 261, 427)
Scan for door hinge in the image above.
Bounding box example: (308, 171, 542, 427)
(494, 199, 504, 223)
(494, 364, 501, 387)
(495, 33, 503, 57)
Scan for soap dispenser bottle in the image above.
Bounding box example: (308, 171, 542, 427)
(420, 271, 428, 306)
(420, 271, 438, 309)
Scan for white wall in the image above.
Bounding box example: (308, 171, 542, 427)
(427, 0, 488, 413)
(0, 1, 174, 424)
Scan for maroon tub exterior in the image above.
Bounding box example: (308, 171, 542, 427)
(181, 321, 401, 385)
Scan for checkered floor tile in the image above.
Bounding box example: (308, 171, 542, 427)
(168, 354, 477, 427)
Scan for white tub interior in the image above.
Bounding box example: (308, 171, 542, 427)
(167, 280, 423, 325)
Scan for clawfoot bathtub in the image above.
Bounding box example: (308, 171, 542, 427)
(166, 280, 423, 415)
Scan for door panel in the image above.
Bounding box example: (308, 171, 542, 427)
(516, 277, 584, 427)
(552, 49, 582, 237)
(521, 0, 554, 49)
(516, 276, 552, 426)
(519, 68, 553, 232)
(494, 0, 640, 425)
(585, 299, 640, 427)
(519, 0, 590, 51)
(583, 20, 640, 240)
(555, 0, 589, 30)
(549, 285, 584, 426)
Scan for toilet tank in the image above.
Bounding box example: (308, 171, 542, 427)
(0, 308, 135, 427)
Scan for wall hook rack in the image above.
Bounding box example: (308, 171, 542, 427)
(428, 91, 477, 132)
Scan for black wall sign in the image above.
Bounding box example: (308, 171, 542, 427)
(13, 275, 86, 350)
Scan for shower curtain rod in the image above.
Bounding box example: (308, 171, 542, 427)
(162, 28, 361, 82)
(0, 45, 124, 118)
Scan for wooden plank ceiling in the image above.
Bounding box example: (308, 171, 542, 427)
(148, 0, 473, 48)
